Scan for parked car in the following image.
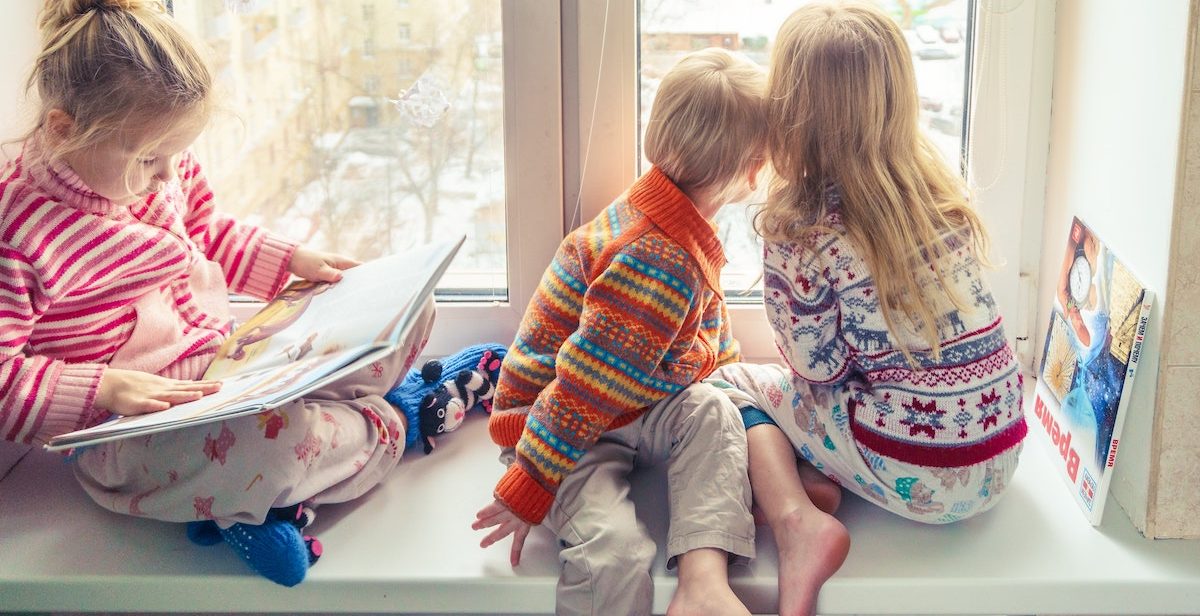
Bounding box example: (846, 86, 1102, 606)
(929, 104, 964, 136)
(915, 24, 940, 44)
(916, 45, 959, 60)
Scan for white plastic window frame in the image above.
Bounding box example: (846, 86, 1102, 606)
(565, 0, 1056, 363)
(421, 0, 565, 357)
(231, 0, 565, 358)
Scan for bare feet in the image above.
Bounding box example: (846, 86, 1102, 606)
(668, 582, 752, 616)
(774, 508, 850, 616)
(669, 547, 752, 616)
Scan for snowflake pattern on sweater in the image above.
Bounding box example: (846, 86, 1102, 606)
(764, 208, 1026, 468)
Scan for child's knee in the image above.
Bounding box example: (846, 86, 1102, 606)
(560, 520, 656, 572)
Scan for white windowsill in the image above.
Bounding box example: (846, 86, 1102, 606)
(2, 385, 1198, 615)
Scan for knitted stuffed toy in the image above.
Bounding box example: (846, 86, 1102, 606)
(184, 344, 507, 585)
(385, 342, 507, 454)
(186, 503, 320, 587)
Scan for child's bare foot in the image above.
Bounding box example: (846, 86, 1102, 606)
(668, 582, 751, 616)
(670, 547, 752, 616)
(775, 508, 850, 616)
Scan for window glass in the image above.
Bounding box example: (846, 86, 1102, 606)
(638, 0, 971, 293)
(174, 1, 507, 296)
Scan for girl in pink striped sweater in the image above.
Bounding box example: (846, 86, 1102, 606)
(1, 0, 434, 586)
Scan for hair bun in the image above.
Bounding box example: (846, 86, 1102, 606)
(39, 0, 162, 39)
(74, 0, 158, 13)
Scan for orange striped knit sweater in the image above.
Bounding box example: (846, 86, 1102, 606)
(488, 167, 741, 524)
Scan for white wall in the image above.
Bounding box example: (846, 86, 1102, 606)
(0, 1, 39, 160)
(1037, 0, 1190, 532)
(0, 2, 40, 478)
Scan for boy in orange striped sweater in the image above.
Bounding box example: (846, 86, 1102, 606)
(471, 48, 767, 615)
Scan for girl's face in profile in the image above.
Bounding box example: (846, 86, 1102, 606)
(59, 110, 207, 203)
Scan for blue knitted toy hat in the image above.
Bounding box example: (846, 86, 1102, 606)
(385, 343, 507, 449)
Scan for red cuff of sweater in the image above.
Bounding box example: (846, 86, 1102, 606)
(488, 408, 528, 448)
(494, 464, 556, 524)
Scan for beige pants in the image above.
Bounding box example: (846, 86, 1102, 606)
(521, 382, 755, 616)
(73, 301, 436, 527)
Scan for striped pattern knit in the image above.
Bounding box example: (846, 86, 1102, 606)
(489, 166, 740, 523)
(763, 206, 1025, 468)
(0, 142, 296, 445)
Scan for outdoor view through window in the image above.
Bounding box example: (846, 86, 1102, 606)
(173, 1, 506, 297)
(174, 1, 969, 301)
(639, 0, 971, 294)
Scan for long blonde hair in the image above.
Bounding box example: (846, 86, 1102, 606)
(26, 0, 212, 167)
(756, 1, 989, 355)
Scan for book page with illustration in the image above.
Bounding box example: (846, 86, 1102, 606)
(45, 237, 464, 452)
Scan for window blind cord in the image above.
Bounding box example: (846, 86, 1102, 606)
(569, 0, 612, 231)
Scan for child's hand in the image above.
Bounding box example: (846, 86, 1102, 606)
(472, 499, 533, 567)
(95, 368, 222, 415)
(288, 247, 361, 283)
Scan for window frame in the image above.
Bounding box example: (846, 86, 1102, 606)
(395, 0, 564, 357)
(233, 1, 565, 358)
(565, 0, 1056, 362)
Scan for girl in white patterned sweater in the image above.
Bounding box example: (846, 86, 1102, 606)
(711, 4, 1026, 616)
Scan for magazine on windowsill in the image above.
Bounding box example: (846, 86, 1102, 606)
(1031, 217, 1153, 526)
(45, 236, 465, 453)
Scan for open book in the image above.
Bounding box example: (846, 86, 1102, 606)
(45, 236, 465, 452)
(1031, 218, 1153, 525)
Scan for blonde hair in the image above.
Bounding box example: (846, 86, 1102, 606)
(644, 47, 767, 204)
(26, 0, 213, 165)
(756, 1, 989, 357)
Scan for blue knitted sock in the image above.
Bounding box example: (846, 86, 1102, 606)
(218, 519, 320, 587)
(186, 520, 223, 546)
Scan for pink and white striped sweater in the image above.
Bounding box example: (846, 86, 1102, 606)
(0, 142, 296, 445)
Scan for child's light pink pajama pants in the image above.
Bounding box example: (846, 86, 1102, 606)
(72, 301, 436, 527)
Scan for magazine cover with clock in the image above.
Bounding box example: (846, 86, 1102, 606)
(1033, 216, 1154, 525)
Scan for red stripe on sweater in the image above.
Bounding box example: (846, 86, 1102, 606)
(230, 237, 258, 293)
(2, 195, 50, 244)
(23, 208, 83, 263)
(31, 310, 136, 344)
(0, 356, 24, 400)
(44, 227, 123, 290)
(849, 415, 1028, 467)
(5, 359, 49, 442)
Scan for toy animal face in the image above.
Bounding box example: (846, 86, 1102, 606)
(422, 391, 458, 434)
(442, 398, 467, 432)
